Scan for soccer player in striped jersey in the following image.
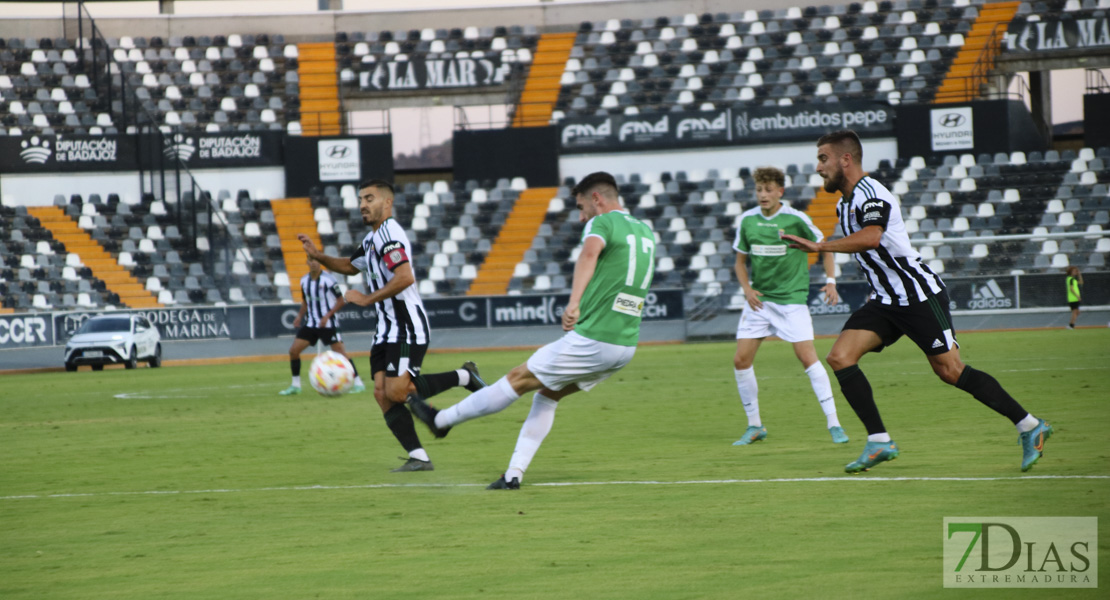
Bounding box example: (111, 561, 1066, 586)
(784, 130, 1053, 473)
(407, 172, 656, 490)
(298, 180, 486, 473)
(278, 256, 366, 395)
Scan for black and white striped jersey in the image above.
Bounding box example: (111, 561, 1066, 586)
(299, 271, 343, 328)
(349, 217, 431, 345)
(837, 176, 945, 306)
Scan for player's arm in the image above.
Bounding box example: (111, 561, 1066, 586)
(562, 235, 605, 331)
(784, 225, 883, 254)
(293, 298, 307, 328)
(734, 252, 763, 310)
(322, 285, 346, 327)
(344, 262, 415, 307)
(820, 250, 838, 305)
(298, 234, 359, 275)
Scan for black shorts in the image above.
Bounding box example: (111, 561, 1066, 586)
(1069, 301, 1081, 310)
(370, 342, 427, 378)
(295, 326, 342, 346)
(843, 290, 959, 356)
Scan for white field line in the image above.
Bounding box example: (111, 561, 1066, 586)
(3, 475, 1107, 501)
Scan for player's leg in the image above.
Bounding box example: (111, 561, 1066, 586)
(1069, 303, 1079, 328)
(732, 304, 771, 445)
(280, 336, 312, 395)
(826, 322, 900, 473)
(328, 338, 365, 393)
(489, 336, 635, 489)
(371, 345, 433, 471)
(410, 362, 487, 400)
(490, 384, 579, 490)
(732, 338, 767, 445)
(411, 360, 543, 438)
(930, 347, 1051, 471)
(792, 340, 847, 443)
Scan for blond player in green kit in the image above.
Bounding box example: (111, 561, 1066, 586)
(731, 167, 848, 446)
(408, 172, 656, 489)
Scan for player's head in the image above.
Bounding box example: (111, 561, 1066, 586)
(752, 167, 785, 212)
(306, 256, 322, 277)
(1066, 265, 1079, 277)
(816, 130, 863, 194)
(571, 171, 620, 223)
(358, 179, 394, 228)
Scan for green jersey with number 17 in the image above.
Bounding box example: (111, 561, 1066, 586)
(574, 210, 656, 347)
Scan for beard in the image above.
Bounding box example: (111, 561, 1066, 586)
(822, 169, 844, 194)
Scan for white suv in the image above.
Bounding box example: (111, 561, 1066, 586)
(64, 314, 162, 371)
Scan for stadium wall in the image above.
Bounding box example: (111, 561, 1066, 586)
(0, 168, 285, 206)
(559, 138, 899, 182)
(0, 0, 857, 40)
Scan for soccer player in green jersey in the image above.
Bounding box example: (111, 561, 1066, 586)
(408, 171, 656, 489)
(731, 167, 848, 446)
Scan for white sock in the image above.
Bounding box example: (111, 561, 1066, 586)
(435, 376, 520, 429)
(868, 433, 892, 443)
(409, 448, 430, 462)
(456, 369, 470, 388)
(505, 393, 559, 483)
(735, 367, 760, 427)
(354, 376, 364, 386)
(805, 362, 840, 428)
(1016, 413, 1039, 433)
(292, 375, 301, 387)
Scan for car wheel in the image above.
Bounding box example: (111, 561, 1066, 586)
(125, 346, 138, 369)
(65, 362, 77, 372)
(92, 364, 104, 371)
(149, 344, 162, 368)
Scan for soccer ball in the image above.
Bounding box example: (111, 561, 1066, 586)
(309, 351, 355, 397)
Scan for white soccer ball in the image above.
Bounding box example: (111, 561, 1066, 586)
(309, 351, 355, 397)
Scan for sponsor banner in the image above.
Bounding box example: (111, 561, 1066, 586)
(945, 276, 1018, 311)
(1005, 16, 1110, 53)
(732, 102, 893, 143)
(318, 139, 361, 182)
(158, 131, 283, 168)
(359, 57, 512, 91)
(0, 134, 137, 173)
(54, 307, 251, 343)
(931, 107, 974, 152)
(0, 313, 54, 349)
(252, 304, 379, 338)
(488, 290, 683, 327)
(424, 297, 489, 329)
(560, 103, 892, 153)
(943, 517, 1097, 588)
(806, 281, 869, 316)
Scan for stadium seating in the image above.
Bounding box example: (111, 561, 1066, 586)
(551, 2, 974, 120)
(0, 33, 298, 135)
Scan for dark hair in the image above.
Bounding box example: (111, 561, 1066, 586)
(753, 166, 785, 188)
(571, 171, 618, 199)
(359, 179, 394, 196)
(817, 129, 863, 164)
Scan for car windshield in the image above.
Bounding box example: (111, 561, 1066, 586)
(76, 317, 132, 334)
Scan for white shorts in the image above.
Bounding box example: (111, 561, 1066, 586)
(526, 330, 636, 392)
(736, 300, 814, 343)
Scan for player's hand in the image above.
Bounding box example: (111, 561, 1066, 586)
(561, 303, 580, 331)
(782, 234, 819, 253)
(293, 316, 302, 328)
(744, 288, 764, 311)
(344, 289, 371, 306)
(821, 282, 839, 306)
(297, 234, 319, 258)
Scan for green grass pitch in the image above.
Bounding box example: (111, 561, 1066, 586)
(2, 329, 1108, 599)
